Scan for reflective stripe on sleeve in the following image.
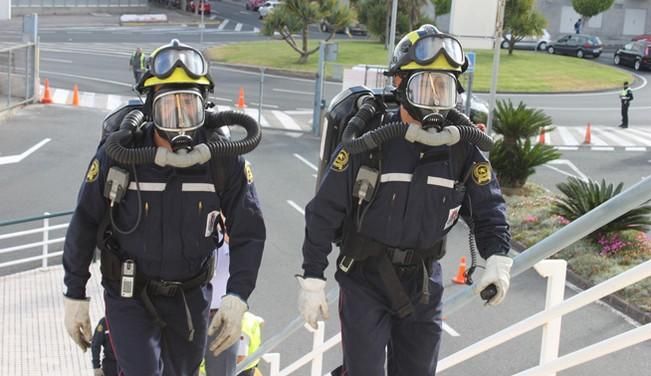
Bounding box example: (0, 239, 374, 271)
(182, 183, 216, 192)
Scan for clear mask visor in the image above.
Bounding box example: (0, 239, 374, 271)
(405, 71, 457, 110)
(153, 90, 205, 132)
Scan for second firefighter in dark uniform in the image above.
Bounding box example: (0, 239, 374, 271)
(297, 25, 512, 376)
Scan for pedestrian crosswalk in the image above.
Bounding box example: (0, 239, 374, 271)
(534, 126, 651, 151)
(37, 85, 651, 148)
(39, 85, 312, 133)
(38, 17, 260, 34)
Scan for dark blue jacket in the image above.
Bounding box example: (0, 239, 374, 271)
(91, 317, 115, 369)
(63, 125, 266, 301)
(302, 115, 510, 278)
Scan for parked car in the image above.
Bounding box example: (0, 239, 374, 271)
(187, 0, 211, 14)
(258, 1, 282, 19)
(458, 92, 489, 123)
(501, 29, 551, 51)
(546, 34, 603, 58)
(320, 21, 368, 36)
(614, 40, 651, 71)
(632, 34, 651, 42)
(245, 0, 265, 11)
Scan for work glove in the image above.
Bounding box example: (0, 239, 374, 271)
(208, 294, 248, 357)
(474, 255, 513, 306)
(296, 275, 328, 329)
(93, 368, 104, 376)
(63, 296, 92, 351)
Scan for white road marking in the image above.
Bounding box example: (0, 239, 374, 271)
(210, 96, 233, 103)
(536, 105, 651, 111)
(243, 108, 270, 127)
(625, 147, 647, 152)
(249, 102, 279, 109)
(217, 19, 229, 31)
(41, 57, 73, 63)
(253, 27, 260, 33)
(591, 146, 615, 151)
(546, 159, 589, 181)
(293, 153, 318, 171)
(41, 70, 132, 87)
(272, 110, 303, 131)
(106, 94, 125, 111)
(52, 88, 68, 104)
(272, 88, 313, 95)
(0, 139, 51, 165)
(555, 126, 576, 146)
(234, 23, 243, 32)
(79, 91, 96, 107)
(624, 128, 651, 146)
(555, 146, 579, 151)
(442, 322, 460, 337)
(287, 200, 305, 215)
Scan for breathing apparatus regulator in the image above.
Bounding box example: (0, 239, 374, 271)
(317, 25, 498, 301)
(98, 39, 262, 236)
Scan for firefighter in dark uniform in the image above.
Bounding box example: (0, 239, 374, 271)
(91, 317, 117, 376)
(297, 25, 513, 375)
(62, 40, 266, 376)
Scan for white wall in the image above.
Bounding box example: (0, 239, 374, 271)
(450, 0, 499, 49)
(0, 0, 11, 20)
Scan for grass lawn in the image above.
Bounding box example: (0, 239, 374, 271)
(204, 39, 633, 93)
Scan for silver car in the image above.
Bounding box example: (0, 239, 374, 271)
(501, 29, 551, 51)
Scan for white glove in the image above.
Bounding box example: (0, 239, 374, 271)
(94, 368, 105, 376)
(63, 296, 92, 351)
(296, 276, 328, 329)
(474, 255, 513, 306)
(208, 294, 248, 357)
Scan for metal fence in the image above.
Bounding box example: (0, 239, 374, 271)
(0, 43, 38, 112)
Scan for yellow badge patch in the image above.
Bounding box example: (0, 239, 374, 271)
(97, 324, 103, 333)
(472, 162, 492, 185)
(86, 159, 100, 183)
(244, 162, 254, 184)
(331, 150, 350, 172)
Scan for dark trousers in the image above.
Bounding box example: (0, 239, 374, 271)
(102, 358, 118, 376)
(132, 70, 143, 83)
(621, 103, 629, 128)
(104, 284, 212, 376)
(335, 258, 444, 376)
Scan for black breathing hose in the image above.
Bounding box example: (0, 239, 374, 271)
(104, 109, 262, 165)
(203, 110, 262, 156)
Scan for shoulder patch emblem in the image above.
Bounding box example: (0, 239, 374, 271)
(244, 162, 254, 184)
(86, 159, 100, 183)
(96, 324, 103, 333)
(472, 162, 491, 185)
(331, 150, 350, 172)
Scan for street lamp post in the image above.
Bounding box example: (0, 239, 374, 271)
(486, 0, 506, 136)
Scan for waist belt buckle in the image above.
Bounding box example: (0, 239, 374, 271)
(390, 248, 415, 265)
(156, 281, 183, 297)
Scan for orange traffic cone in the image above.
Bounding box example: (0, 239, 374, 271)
(236, 87, 246, 109)
(41, 79, 52, 104)
(72, 84, 79, 106)
(583, 122, 591, 145)
(538, 128, 545, 144)
(452, 256, 467, 285)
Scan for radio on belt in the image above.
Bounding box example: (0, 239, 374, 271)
(121, 259, 136, 298)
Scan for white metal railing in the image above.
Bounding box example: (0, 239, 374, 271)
(237, 175, 651, 375)
(0, 211, 71, 270)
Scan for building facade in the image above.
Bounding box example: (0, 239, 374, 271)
(536, 0, 650, 40)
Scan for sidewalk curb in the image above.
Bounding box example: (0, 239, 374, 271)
(511, 240, 650, 325)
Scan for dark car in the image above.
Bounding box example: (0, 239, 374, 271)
(546, 34, 603, 58)
(614, 40, 651, 71)
(320, 21, 368, 36)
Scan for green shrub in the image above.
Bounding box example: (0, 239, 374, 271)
(492, 100, 554, 142)
(552, 177, 651, 239)
(490, 138, 561, 188)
